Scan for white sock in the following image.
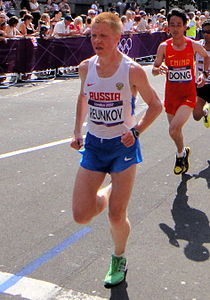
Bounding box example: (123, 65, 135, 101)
(203, 109, 208, 116)
(177, 149, 186, 158)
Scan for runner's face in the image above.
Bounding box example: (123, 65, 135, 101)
(168, 16, 186, 38)
(91, 22, 120, 57)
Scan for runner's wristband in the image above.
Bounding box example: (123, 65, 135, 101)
(203, 71, 208, 78)
(131, 127, 140, 139)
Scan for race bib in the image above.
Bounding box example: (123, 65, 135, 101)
(88, 99, 124, 126)
(168, 66, 192, 82)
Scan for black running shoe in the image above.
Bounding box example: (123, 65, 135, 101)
(174, 156, 185, 175)
(182, 147, 191, 174)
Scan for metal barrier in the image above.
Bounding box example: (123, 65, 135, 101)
(0, 32, 168, 87)
(18, 69, 57, 83)
(0, 73, 18, 89)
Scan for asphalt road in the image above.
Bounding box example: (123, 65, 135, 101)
(1, 66, 210, 300)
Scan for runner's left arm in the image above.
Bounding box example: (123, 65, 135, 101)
(121, 63, 162, 148)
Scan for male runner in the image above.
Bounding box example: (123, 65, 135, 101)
(70, 12, 162, 288)
(193, 19, 210, 127)
(152, 8, 209, 175)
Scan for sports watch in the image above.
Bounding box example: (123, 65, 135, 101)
(131, 127, 140, 139)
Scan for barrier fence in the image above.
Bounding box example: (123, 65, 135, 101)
(0, 32, 168, 86)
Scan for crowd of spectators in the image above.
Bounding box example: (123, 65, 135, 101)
(0, 0, 209, 41)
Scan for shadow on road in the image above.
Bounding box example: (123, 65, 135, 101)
(159, 172, 210, 261)
(193, 160, 210, 188)
(109, 280, 129, 300)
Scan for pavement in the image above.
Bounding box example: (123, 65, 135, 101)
(0, 66, 210, 300)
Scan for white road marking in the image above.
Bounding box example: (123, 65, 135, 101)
(0, 139, 71, 159)
(0, 271, 107, 300)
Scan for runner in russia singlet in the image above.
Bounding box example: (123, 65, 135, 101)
(165, 37, 196, 104)
(84, 54, 137, 139)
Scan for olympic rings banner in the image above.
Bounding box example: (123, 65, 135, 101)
(0, 32, 168, 74)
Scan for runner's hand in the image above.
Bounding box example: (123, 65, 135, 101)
(121, 131, 135, 148)
(158, 65, 168, 75)
(70, 135, 83, 150)
(197, 73, 206, 88)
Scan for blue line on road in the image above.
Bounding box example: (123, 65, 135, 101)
(0, 226, 92, 293)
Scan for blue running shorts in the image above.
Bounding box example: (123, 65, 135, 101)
(80, 132, 143, 173)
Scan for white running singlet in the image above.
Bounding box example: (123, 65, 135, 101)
(196, 39, 210, 85)
(84, 54, 137, 139)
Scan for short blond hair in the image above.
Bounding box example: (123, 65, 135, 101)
(91, 12, 122, 34)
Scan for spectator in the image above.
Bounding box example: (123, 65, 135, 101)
(123, 10, 134, 33)
(121, 14, 127, 33)
(40, 24, 51, 39)
(186, 12, 196, 39)
(156, 15, 168, 32)
(5, 16, 22, 38)
(195, 10, 201, 18)
(50, 10, 62, 30)
(108, 3, 117, 13)
(80, 14, 87, 24)
(53, 14, 74, 38)
(116, 0, 126, 16)
(147, 18, 155, 33)
(0, 11, 7, 26)
(83, 15, 91, 35)
(17, 9, 28, 27)
(91, 1, 99, 14)
(0, 13, 6, 41)
(19, 13, 36, 36)
(195, 15, 201, 30)
(59, 0, 71, 17)
(129, 1, 136, 12)
(38, 12, 51, 30)
(51, 0, 60, 12)
(0, 22, 6, 39)
(0, 0, 6, 12)
(137, 10, 149, 32)
(159, 8, 166, 16)
(2, 0, 16, 17)
(29, 0, 41, 29)
(200, 15, 207, 27)
(204, 10, 210, 20)
(132, 14, 141, 32)
(20, 0, 31, 11)
(87, 9, 96, 19)
(73, 16, 84, 34)
(43, 0, 54, 16)
(0, 21, 7, 84)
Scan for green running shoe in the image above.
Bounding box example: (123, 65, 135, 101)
(104, 255, 127, 288)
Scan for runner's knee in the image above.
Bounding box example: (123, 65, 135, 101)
(169, 125, 181, 139)
(108, 209, 127, 226)
(73, 210, 93, 224)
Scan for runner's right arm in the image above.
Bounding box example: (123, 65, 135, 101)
(152, 43, 168, 76)
(70, 60, 88, 150)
